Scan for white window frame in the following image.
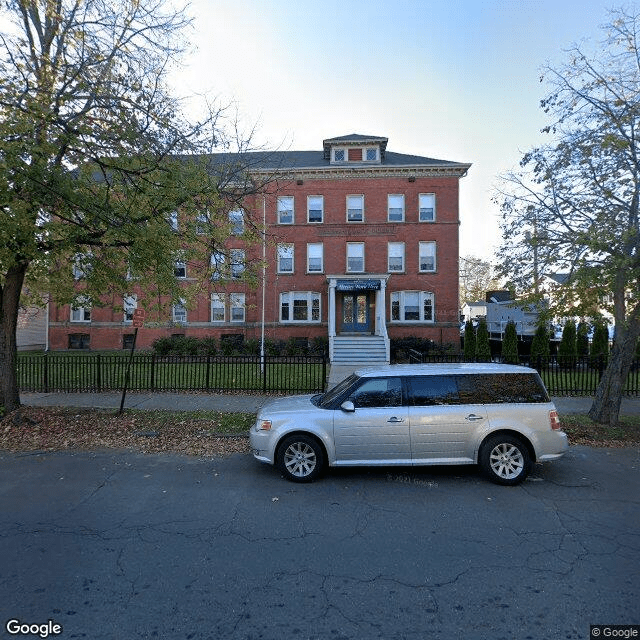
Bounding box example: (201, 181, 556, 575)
(307, 195, 324, 223)
(388, 242, 405, 272)
(229, 210, 244, 235)
(172, 300, 187, 325)
(390, 291, 434, 323)
(346, 195, 364, 222)
(333, 148, 346, 162)
(419, 193, 436, 222)
(195, 212, 209, 235)
(72, 252, 92, 280)
(277, 244, 294, 274)
(70, 298, 91, 323)
(307, 243, 324, 273)
(210, 294, 225, 323)
(168, 210, 179, 231)
(211, 252, 225, 280)
(387, 194, 405, 222)
(230, 293, 245, 323)
(277, 196, 294, 224)
(365, 147, 378, 161)
(123, 295, 137, 323)
(230, 249, 245, 279)
(419, 241, 437, 272)
(346, 242, 365, 273)
(174, 259, 187, 279)
(280, 291, 321, 323)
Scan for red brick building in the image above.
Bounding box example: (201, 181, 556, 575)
(48, 134, 471, 362)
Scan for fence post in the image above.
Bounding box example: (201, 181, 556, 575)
(263, 355, 268, 393)
(96, 353, 101, 391)
(43, 352, 49, 393)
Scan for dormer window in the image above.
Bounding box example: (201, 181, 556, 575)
(331, 146, 379, 164)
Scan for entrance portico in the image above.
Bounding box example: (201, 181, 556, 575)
(327, 275, 390, 363)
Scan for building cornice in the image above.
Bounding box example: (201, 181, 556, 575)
(250, 164, 471, 181)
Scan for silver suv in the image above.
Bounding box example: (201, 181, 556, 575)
(250, 363, 568, 485)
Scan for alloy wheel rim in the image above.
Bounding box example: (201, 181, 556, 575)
(284, 442, 317, 477)
(489, 443, 524, 480)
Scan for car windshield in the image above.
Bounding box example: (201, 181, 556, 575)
(315, 374, 360, 409)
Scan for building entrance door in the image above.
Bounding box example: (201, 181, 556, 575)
(341, 293, 371, 333)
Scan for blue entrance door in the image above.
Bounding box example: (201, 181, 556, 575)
(341, 293, 371, 333)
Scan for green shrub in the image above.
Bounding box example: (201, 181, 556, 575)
(577, 322, 590, 357)
(463, 321, 476, 361)
(475, 318, 492, 362)
(530, 324, 550, 360)
(558, 320, 577, 368)
(501, 321, 519, 364)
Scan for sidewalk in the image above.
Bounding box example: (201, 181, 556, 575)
(19, 390, 640, 416)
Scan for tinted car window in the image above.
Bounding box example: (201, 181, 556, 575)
(407, 376, 459, 406)
(456, 374, 549, 404)
(350, 377, 403, 408)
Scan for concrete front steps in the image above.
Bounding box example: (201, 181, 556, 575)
(331, 335, 389, 364)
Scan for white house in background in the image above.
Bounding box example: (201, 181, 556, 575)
(462, 290, 541, 339)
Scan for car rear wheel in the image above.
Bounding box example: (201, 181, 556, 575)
(480, 434, 532, 485)
(277, 434, 324, 483)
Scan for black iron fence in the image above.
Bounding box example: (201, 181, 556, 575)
(408, 352, 640, 397)
(17, 353, 327, 395)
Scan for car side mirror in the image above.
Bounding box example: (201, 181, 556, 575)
(340, 400, 355, 413)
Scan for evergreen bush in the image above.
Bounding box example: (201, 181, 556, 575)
(501, 321, 519, 364)
(475, 318, 492, 362)
(463, 321, 476, 361)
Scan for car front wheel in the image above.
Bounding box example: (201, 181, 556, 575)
(277, 434, 325, 483)
(479, 434, 532, 485)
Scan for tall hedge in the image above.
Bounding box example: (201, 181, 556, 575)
(463, 321, 476, 361)
(501, 321, 519, 364)
(530, 324, 551, 360)
(475, 318, 492, 362)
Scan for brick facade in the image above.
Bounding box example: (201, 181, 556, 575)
(48, 134, 470, 356)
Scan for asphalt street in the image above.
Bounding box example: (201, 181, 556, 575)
(1, 444, 638, 640)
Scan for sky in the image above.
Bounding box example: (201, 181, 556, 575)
(166, 0, 622, 263)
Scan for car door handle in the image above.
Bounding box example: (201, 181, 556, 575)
(466, 414, 484, 422)
(387, 417, 405, 423)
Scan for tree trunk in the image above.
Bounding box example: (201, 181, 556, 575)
(588, 318, 640, 426)
(0, 264, 27, 413)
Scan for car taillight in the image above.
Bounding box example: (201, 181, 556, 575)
(259, 420, 272, 431)
(549, 410, 561, 430)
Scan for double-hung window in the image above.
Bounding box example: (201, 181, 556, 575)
(211, 252, 225, 280)
(211, 294, 225, 322)
(174, 259, 187, 279)
(277, 244, 294, 273)
(347, 243, 365, 273)
(229, 210, 244, 235)
(391, 291, 434, 323)
(123, 295, 137, 323)
(277, 196, 294, 224)
(307, 243, 323, 273)
(71, 297, 91, 323)
(280, 292, 321, 323)
(307, 196, 323, 223)
(419, 241, 436, 272)
(196, 212, 209, 235)
(419, 194, 436, 222)
(230, 293, 245, 322)
(347, 195, 364, 222)
(388, 242, 405, 272)
(230, 249, 245, 279)
(388, 195, 405, 222)
(172, 299, 187, 324)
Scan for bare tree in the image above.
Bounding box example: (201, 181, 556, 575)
(495, 8, 640, 425)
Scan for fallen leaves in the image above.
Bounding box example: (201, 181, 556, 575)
(0, 406, 253, 458)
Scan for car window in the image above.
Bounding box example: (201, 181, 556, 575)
(407, 376, 459, 405)
(456, 374, 550, 404)
(350, 377, 402, 408)
(318, 374, 360, 408)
